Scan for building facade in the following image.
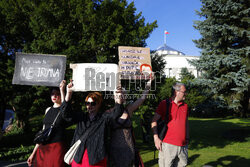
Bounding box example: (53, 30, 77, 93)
(155, 44, 200, 80)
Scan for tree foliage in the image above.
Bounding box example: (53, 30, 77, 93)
(0, 0, 33, 130)
(0, 0, 157, 130)
(179, 67, 195, 82)
(178, 68, 206, 111)
(191, 0, 250, 117)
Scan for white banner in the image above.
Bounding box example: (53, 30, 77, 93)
(70, 63, 119, 92)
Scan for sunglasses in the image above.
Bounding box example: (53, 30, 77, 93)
(85, 102, 96, 106)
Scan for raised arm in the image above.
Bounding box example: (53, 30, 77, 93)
(107, 87, 125, 120)
(61, 80, 83, 123)
(65, 79, 73, 102)
(124, 74, 154, 118)
(59, 80, 66, 103)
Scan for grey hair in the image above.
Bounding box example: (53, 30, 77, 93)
(173, 82, 185, 91)
(171, 82, 185, 96)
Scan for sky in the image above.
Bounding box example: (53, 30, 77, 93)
(128, 0, 203, 56)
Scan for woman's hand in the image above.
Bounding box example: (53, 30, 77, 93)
(27, 144, 39, 166)
(60, 80, 66, 102)
(65, 79, 74, 102)
(27, 154, 34, 167)
(67, 79, 74, 93)
(145, 72, 154, 90)
(114, 86, 124, 104)
(59, 80, 66, 91)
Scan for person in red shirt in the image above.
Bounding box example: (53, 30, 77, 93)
(151, 83, 189, 167)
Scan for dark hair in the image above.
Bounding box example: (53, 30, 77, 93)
(50, 87, 60, 93)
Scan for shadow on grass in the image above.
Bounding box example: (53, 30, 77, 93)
(204, 155, 250, 167)
(189, 154, 200, 164)
(143, 158, 158, 167)
(188, 119, 250, 150)
(1, 115, 250, 163)
(132, 117, 250, 166)
(142, 152, 201, 166)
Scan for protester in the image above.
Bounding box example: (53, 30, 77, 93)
(61, 80, 124, 167)
(27, 80, 68, 167)
(151, 83, 189, 167)
(107, 74, 154, 167)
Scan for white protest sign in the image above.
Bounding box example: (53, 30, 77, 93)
(118, 46, 151, 79)
(70, 63, 119, 92)
(12, 52, 66, 87)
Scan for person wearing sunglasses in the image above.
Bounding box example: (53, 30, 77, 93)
(61, 80, 124, 167)
(27, 80, 68, 167)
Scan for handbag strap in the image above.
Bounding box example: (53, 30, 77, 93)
(164, 99, 170, 124)
(79, 126, 92, 142)
(50, 108, 61, 128)
(79, 118, 100, 142)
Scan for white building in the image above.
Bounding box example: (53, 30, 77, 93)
(155, 43, 200, 80)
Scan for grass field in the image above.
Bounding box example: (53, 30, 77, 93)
(134, 117, 250, 167)
(1, 116, 250, 167)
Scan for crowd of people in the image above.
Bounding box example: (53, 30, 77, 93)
(27, 76, 189, 167)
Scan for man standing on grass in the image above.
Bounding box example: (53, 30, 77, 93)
(151, 83, 189, 167)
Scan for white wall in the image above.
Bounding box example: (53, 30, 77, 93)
(162, 55, 200, 79)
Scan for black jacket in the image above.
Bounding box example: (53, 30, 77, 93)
(61, 101, 124, 165)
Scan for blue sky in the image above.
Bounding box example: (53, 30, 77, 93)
(129, 0, 202, 56)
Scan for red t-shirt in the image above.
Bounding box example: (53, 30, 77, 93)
(155, 99, 188, 146)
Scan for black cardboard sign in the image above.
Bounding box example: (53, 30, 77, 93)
(12, 52, 66, 87)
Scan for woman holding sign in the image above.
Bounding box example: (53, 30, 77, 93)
(27, 80, 68, 167)
(61, 80, 124, 167)
(108, 73, 154, 167)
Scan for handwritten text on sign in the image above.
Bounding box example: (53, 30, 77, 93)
(118, 46, 151, 79)
(12, 53, 66, 86)
(70, 63, 119, 92)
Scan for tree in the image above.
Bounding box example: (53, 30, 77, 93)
(0, 0, 157, 130)
(0, 0, 34, 130)
(191, 0, 250, 117)
(179, 67, 195, 82)
(178, 69, 207, 113)
(26, 0, 157, 63)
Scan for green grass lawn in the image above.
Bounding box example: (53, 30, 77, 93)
(1, 116, 250, 167)
(133, 117, 250, 167)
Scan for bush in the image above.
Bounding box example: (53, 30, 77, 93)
(190, 99, 229, 118)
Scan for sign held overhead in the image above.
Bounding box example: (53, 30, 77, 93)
(12, 52, 66, 87)
(118, 46, 151, 79)
(70, 63, 119, 92)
